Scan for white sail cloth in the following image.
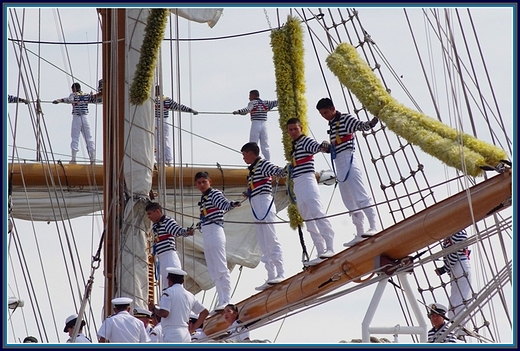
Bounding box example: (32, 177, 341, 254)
(171, 8, 223, 28)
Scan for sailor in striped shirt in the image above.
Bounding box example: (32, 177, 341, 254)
(8, 94, 28, 104)
(286, 118, 336, 265)
(241, 142, 286, 291)
(195, 171, 241, 311)
(233, 89, 278, 161)
(426, 303, 458, 343)
(154, 85, 198, 166)
(316, 98, 379, 247)
(53, 82, 96, 164)
(146, 202, 195, 290)
(435, 229, 472, 323)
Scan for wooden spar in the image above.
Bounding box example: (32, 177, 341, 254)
(203, 169, 512, 338)
(8, 163, 293, 188)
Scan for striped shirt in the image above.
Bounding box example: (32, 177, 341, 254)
(151, 215, 191, 255)
(246, 157, 286, 197)
(236, 99, 278, 121)
(427, 323, 458, 343)
(154, 96, 194, 118)
(62, 92, 90, 116)
(290, 135, 320, 178)
(198, 188, 235, 226)
(8, 95, 21, 103)
(441, 230, 470, 274)
(327, 111, 372, 154)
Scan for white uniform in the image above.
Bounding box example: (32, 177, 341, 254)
(159, 284, 206, 343)
(66, 333, 91, 343)
(97, 310, 151, 343)
(61, 92, 95, 161)
(191, 328, 208, 342)
(328, 111, 377, 237)
(227, 320, 250, 342)
(149, 323, 163, 342)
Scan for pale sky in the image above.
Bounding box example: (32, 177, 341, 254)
(5, 5, 514, 345)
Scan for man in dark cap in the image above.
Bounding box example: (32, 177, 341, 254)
(63, 313, 91, 343)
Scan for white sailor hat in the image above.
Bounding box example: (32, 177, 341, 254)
(133, 307, 152, 318)
(111, 297, 133, 306)
(427, 303, 448, 317)
(63, 314, 78, 332)
(189, 312, 199, 321)
(166, 267, 187, 276)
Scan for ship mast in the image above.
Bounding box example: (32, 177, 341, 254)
(98, 8, 126, 318)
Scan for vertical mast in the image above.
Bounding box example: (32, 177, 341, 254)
(98, 8, 126, 318)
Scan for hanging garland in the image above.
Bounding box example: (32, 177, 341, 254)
(270, 15, 307, 230)
(326, 42, 507, 177)
(129, 9, 168, 106)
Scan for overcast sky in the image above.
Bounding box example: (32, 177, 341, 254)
(5, 5, 513, 344)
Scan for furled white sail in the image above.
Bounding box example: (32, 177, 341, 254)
(171, 8, 223, 28)
(118, 8, 155, 309)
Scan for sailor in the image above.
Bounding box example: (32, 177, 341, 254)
(316, 97, 379, 247)
(189, 312, 208, 342)
(133, 307, 154, 338)
(97, 297, 151, 343)
(63, 313, 91, 343)
(223, 303, 250, 342)
(233, 89, 278, 161)
(240, 142, 286, 290)
(145, 201, 195, 290)
(195, 171, 240, 311)
(286, 117, 335, 266)
(149, 312, 163, 343)
(426, 303, 458, 343)
(8, 94, 28, 104)
(53, 82, 96, 164)
(151, 267, 209, 343)
(154, 85, 198, 166)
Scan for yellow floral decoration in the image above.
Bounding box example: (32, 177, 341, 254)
(326, 42, 507, 177)
(129, 9, 169, 106)
(270, 15, 307, 229)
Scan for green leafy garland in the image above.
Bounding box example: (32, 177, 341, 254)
(326, 42, 507, 177)
(129, 9, 168, 106)
(270, 15, 307, 230)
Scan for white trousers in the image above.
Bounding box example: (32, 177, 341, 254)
(293, 173, 335, 256)
(334, 150, 377, 236)
(250, 194, 284, 280)
(448, 259, 472, 320)
(162, 325, 190, 343)
(249, 120, 270, 161)
(155, 117, 172, 163)
(157, 251, 181, 291)
(201, 223, 231, 306)
(71, 114, 95, 156)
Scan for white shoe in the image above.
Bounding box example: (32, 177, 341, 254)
(255, 282, 271, 291)
(267, 277, 284, 285)
(319, 250, 335, 259)
(166, 162, 173, 167)
(343, 236, 361, 247)
(69, 160, 77, 165)
(303, 258, 324, 267)
(362, 228, 378, 238)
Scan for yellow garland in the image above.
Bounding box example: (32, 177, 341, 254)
(327, 43, 507, 177)
(129, 9, 168, 106)
(270, 15, 307, 229)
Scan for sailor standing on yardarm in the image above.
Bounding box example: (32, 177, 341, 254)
(233, 89, 278, 161)
(53, 82, 96, 164)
